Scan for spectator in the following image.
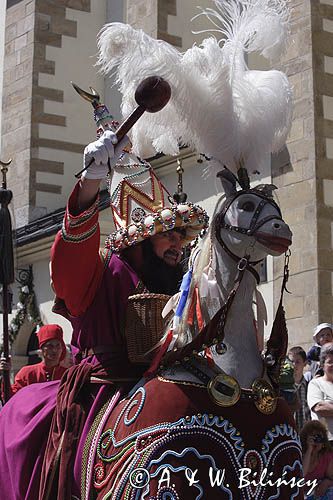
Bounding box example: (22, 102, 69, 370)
(0, 324, 68, 396)
(308, 343, 333, 442)
(279, 356, 301, 412)
(288, 346, 311, 432)
(301, 420, 333, 499)
(307, 323, 333, 379)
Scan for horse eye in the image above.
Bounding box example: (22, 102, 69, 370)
(240, 201, 255, 212)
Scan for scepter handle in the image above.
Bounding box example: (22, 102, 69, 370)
(74, 105, 145, 179)
(74, 76, 171, 178)
(115, 105, 145, 141)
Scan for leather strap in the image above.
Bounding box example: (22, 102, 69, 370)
(160, 266, 246, 368)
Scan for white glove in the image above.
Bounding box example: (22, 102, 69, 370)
(82, 131, 128, 180)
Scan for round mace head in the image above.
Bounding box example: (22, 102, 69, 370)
(135, 76, 171, 113)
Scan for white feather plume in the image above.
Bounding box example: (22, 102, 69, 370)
(97, 0, 293, 175)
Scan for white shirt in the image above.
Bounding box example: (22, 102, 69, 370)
(307, 377, 333, 439)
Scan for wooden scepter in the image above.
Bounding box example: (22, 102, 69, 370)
(72, 75, 171, 178)
(0, 159, 14, 403)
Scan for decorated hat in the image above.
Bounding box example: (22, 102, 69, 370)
(105, 161, 208, 252)
(70, 82, 208, 253)
(37, 324, 66, 361)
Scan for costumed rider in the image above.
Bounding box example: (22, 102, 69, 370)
(0, 107, 208, 500)
(43, 126, 208, 496)
(51, 130, 208, 370)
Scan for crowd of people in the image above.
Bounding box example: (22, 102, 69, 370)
(281, 323, 333, 499)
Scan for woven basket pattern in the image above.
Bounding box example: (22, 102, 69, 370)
(125, 293, 171, 364)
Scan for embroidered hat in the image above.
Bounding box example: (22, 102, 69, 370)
(37, 324, 66, 361)
(105, 162, 208, 252)
(71, 83, 209, 253)
(313, 323, 333, 343)
(73, 84, 208, 252)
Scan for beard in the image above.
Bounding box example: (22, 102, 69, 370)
(141, 239, 184, 295)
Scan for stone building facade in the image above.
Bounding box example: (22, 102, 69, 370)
(272, 0, 333, 346)
(0, 0, 332, 370)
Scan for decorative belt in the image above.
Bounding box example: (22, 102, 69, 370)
(182, 357, 277, 415)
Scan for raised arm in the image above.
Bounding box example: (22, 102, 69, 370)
(50, 131, 124, 317)
(50, 181, 104, 317)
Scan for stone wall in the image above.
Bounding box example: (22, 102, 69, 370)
(313, 1, 333, 327)
(2, 0, 96, 227)
(2, 0, 35, 227)
(0, 2, 7, 152)
(157, 0, 181, 46)
(126, 0, 158, 37)
(272, 0, 333, 349)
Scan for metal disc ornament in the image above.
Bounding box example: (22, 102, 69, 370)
(208, 373, 241, 407)
(252, 378, 277, 415)
(215, 341, 227, 355)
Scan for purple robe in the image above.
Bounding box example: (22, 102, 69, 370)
(0, 254, 143, 499)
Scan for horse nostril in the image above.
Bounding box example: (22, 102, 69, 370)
(273, 223, 280, 229)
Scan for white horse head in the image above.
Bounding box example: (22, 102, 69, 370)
(216, 169, 292, 264)
(164, 168, 292, 387)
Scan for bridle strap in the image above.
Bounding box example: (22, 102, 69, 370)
(263, 250, 291, 390)
(160, 262, 248, 368)
(213, 189, 283, 281)
(214, 217, 261, 284)
(218, 192, 282, 236)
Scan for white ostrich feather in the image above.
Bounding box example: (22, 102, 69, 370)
(97, 0, 293, 174)
(97, 23, 187, 157)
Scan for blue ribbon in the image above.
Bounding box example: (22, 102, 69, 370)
(174, 268, 193, 319)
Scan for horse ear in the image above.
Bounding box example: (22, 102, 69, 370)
(217, 169, 237, 197)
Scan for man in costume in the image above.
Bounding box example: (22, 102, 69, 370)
(0, 0, 301, 497)
(0, 124, 207, 500)
(0, 324, 68, 396)
(79, 0, 305, 498)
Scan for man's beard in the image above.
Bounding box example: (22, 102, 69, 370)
(141, 240, 184, 296)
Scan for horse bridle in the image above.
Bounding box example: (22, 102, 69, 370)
(215, 189, 283, 282)
(158, 188, 289, 412)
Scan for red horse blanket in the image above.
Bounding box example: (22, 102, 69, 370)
(83, 375, 305, 499)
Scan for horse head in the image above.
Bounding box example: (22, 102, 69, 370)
(215, 169, 292, 266)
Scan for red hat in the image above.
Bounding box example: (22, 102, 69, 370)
(37, 324, 66, 361)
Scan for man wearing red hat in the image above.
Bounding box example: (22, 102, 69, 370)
(12, 324, 68, 393)
(1, 324, 68, 395)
